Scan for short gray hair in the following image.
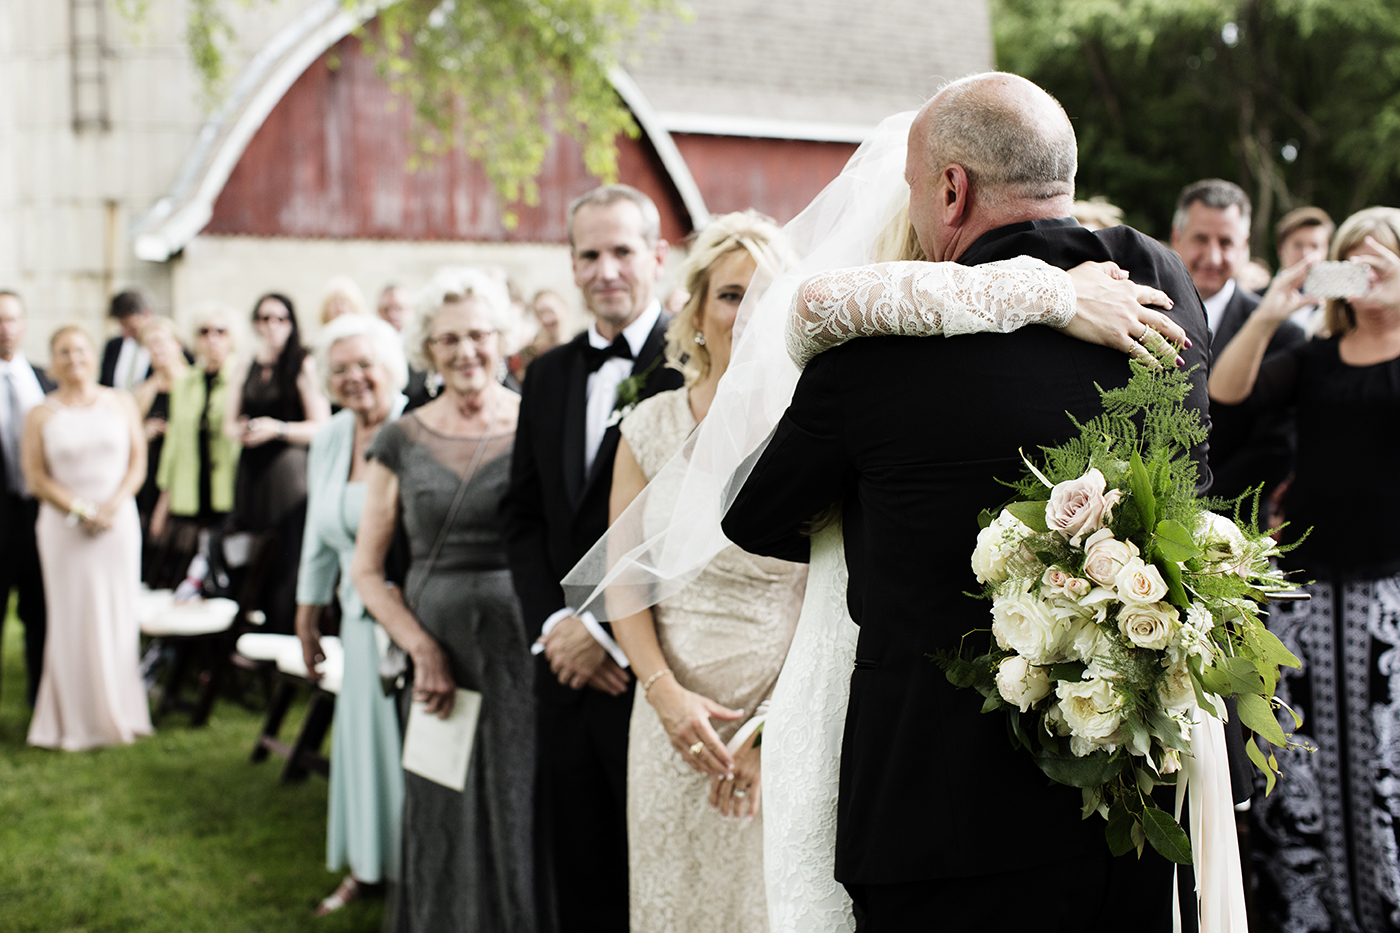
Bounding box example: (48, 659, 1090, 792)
(315, 313, 409, 395)
(407, 267, 517, 372)
(567, 184, 662, 247)
(1172, 179, 1252, 236)
(925, 73, 1078, 204)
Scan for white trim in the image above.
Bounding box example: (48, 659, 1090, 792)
(607, 68, 710, 230)
(657, 111, 876, 144)
(131, 1, 386, 262)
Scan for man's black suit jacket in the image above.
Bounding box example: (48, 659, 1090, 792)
(1206, 284, 1306, 513)
(723, 219, 1213, 885)
(0, 360, 55, 526)
(100, 335, 147, 388)
(502, 316, 683, 702)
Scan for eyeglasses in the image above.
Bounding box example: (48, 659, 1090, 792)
(197, 326, 228, 337)
(329, 359, 377, 378)
(255, 313, 290, 325)
(428, 330, 497, 351)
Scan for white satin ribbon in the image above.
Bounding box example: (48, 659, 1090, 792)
(1172, 703, 1248, 932)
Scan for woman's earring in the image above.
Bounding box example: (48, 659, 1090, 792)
(693, 330, 706, 346)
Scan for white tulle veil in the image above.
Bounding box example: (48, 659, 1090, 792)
(561, 111, 917, 620)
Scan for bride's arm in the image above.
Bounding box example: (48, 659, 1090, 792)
(786, 257, 1184, 367)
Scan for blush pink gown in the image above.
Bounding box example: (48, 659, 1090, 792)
(27, 391, 152, 750)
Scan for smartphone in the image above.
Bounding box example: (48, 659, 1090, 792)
(1303, 261, 1368, 299)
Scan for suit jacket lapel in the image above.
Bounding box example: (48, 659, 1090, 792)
(561, 336, 590, 510)
(578, 313, 671, 501)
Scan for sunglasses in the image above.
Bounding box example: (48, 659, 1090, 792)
(197, 326, 229, 337)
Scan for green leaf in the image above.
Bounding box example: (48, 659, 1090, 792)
(1156, 557, 1190, 610)
(1154, 519, 1201, 562)
(1198, 664, 1233, 697)
(1256, 628, 1302, 669)
(978, 509, 995, 530)
(1034, 750, 1126, 788)
(1047, 662, 1087, 683)
(1245, 735, 1277, 795)
(1006, 500, 1050, 534)
(1142, 806, 1193, 865)
(981, 692, 1003, 714)
(1129, 450, 1156, 531)
(1237, 692, 1288, 746)
(1220, 657, 1267, 695)
(1105, 800, 1135, 857)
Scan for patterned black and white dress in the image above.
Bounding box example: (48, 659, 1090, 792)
(1241, 337, 1400, 933)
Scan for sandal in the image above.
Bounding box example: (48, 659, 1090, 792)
(315, 875, 361, 916)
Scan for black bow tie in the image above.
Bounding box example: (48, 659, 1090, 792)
(583, 337, 634, 373)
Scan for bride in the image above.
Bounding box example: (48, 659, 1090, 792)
(562, 110, 1181, 931)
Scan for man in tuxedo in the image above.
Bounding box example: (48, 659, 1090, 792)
(502, 184, 683, 931)
(0, 291, 55, 707)
(1170, 180, 1306, 522)
(99, 289, 154, 390)
(723, 74, 1211, 931)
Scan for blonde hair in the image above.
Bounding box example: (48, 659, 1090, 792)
(664, 211, 786, 385)
(319, 277, 368, 325)
(873, 202, 927, 263)
(49, 323, 93, 350)
(1322, 207, 1400, 337)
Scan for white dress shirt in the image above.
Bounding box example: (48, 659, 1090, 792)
(0, 353, 47, 496)
(113, 336, 150, 391)
(582, 300, 662, 474)
(1202, 278, 1238, 339)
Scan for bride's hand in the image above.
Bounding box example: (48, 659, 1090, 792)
(1059, 261, 1187, 369)
(647, 677, 742, 777)
(710, 729, 761, 819)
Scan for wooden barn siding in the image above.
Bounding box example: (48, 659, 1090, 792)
(671, 134, 858, 225)
(205, 34, 691, 244)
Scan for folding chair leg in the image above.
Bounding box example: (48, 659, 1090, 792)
(281, 690, 335, 783)
(156, 641, 193, 721)
(251, 679, 297, 764)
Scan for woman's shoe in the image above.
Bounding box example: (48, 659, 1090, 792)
(315, 875, 361, 916)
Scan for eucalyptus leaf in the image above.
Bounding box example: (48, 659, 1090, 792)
(1255, 628, 1302, 669)
(981, 692, 1003, 714)
(1156, 557, 1190, 610)
(1237, 692, 1288, 746)
(1006, 500, 1050, 534)
(1034, 751, 1126, 788)
(1246, 735, 1277, 795)
(1048, 662, 1087, 683)
(1142, 807, 1193, 864)
(1154, 519, 1202, 562)
(1221, 656, 1268, 694)
(1105, 801, 1135, 857)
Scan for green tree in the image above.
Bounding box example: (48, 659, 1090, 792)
(119, 0, 683, 222)
(993, 0, 1400, 254)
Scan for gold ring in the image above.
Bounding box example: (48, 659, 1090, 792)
(689, 741, 705, 756)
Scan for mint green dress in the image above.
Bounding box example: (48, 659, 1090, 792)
(297, 397, 407, 883)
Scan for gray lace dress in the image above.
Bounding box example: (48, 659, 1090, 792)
(368, 412, 536, 933)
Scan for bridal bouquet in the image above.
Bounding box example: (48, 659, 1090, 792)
(937, 363, 1303, 864)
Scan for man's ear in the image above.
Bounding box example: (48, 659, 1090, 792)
(653, 239, 670, 277)
(941, 163, 971, 227)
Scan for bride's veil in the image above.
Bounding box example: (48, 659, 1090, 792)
(562, 111, 917, 621)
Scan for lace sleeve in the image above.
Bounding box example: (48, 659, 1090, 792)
(785, 255, 1076, 367)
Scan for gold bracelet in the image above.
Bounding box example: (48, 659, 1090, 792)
(642, 668, 673, 696)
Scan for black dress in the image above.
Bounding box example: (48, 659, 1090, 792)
(232, 360, 308, 633)
(1243, 336, 1400, 933)
(368, 413, 536, 933)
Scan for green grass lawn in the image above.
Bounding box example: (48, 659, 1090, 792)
(0, 603, 384, 933)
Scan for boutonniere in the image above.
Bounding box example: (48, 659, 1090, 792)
(605, 355, 664, 429)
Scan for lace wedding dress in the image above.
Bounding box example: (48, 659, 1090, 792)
(762, 256, 1075, 933)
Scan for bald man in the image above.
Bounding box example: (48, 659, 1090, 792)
(724, 74, 1217, 931)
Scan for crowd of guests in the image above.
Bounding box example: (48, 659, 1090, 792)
(1, 166, 1398, 933)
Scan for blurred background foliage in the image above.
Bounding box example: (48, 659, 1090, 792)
(994, 0, 1400, 255)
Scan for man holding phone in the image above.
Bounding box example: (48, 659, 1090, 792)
(1170, 178, 1306, 523)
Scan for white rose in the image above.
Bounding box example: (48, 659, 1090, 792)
(996, 655, 1053, 713)
(1197, 511, 1253, 578)
(1064, 616, 1111, 663)
(1117, 602, 1180, 651)
(1054, 676, 1125, 754)
(1157, 657, 1197, 711)
(972, 510, 1034, 585)
(991, 591, 1070, 665)
(1082, 528, 1140, 588)
(1114, 557, 1169, 605)
(1045, 468, 1125, 547)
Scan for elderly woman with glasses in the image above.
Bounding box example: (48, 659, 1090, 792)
(295, 314, 410, 916)
(351, 268, 534, 932)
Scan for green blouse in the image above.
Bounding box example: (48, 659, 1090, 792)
(156, 365, 241, 516)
